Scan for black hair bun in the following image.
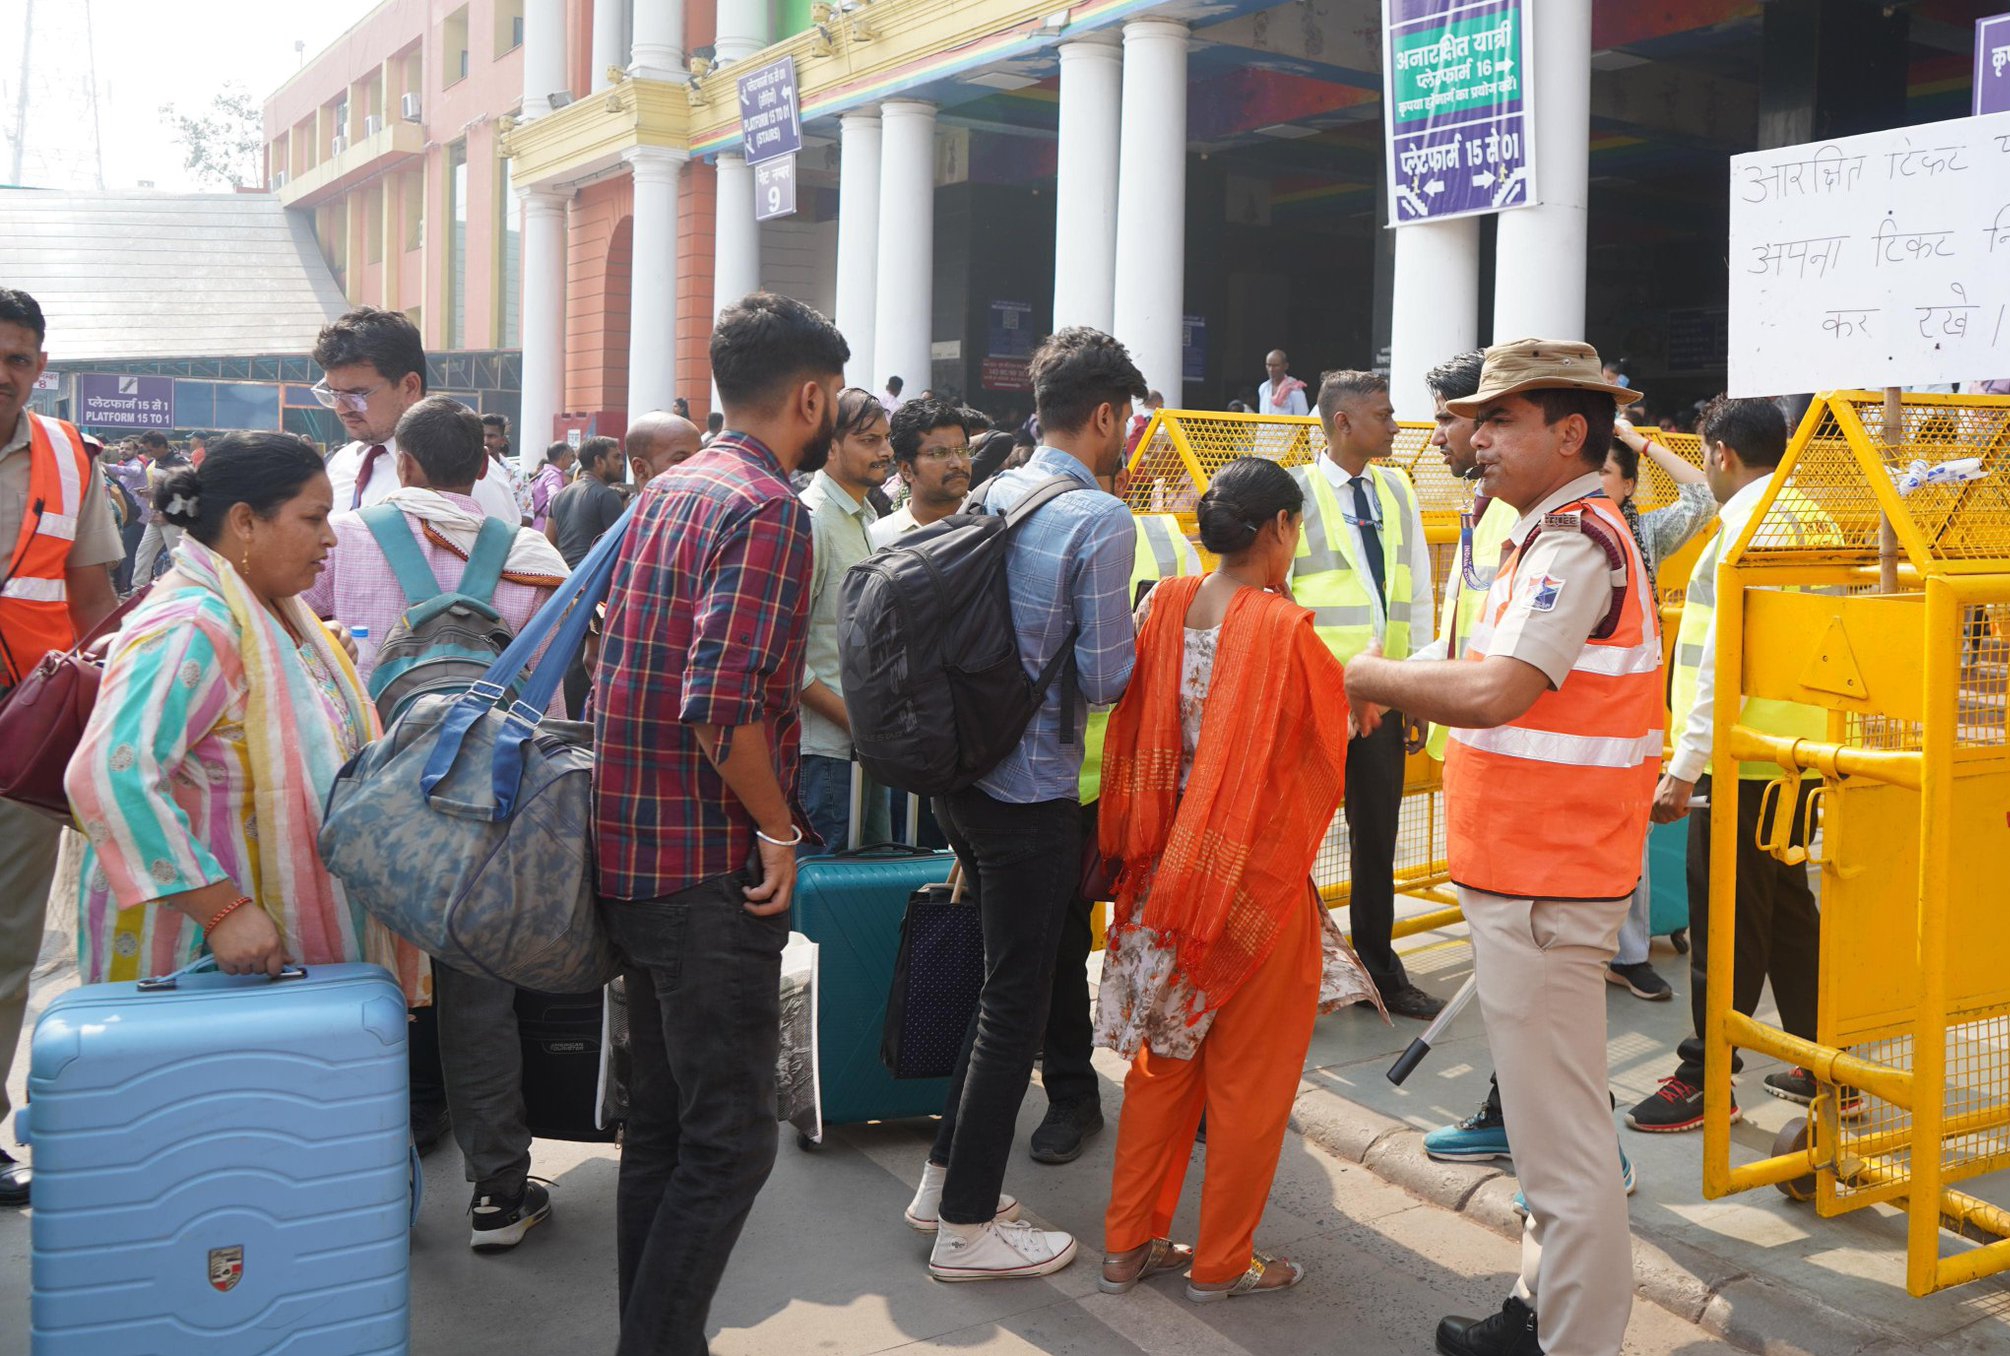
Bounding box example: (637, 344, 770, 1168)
(153, 467, 204, 528)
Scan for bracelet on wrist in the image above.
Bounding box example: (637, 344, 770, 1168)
(756, 824, 804, 848)
(203, 895, 254, 933)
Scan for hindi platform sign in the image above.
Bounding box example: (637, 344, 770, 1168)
(755, 155, 797, 221)
(1382, 0, 1533, 225)
(1727, 110, 2010, 396)
(737, 56, 801, 166)
(75, 374, 175, 429)
(1978, 13, 2010, 116)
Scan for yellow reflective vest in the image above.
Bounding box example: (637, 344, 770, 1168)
(1079, 514, 1204, 802)
(1667, 486, 1835, 780)
(1425, 494, 1516, 760)
(1287, 460, 1419, 664)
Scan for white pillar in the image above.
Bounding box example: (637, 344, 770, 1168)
(1052, 37, 1122, 335)
(834, 109, 882, 389)
(629, 0, 685, 83)
(872, 99, 936, 402)
(591, 0, 627, 91)
(1493, 0, 1589, 340)
(624, 147, 685, 419)
(713, 152, 760, 312)
(522, 0, 569, 119)
(1111, 18, 1188, 399)
(1388, 217, 1482, 420)
(518, 191, 569, 462)
(715, 0, 767, 65)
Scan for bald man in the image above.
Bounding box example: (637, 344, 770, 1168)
(1258, 350, 1308, 416)
(625, 411, 704, 485)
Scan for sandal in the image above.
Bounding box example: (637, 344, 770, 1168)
(1185, 1251, 1306, 1303)
(1098, 1237, 1196, 1295)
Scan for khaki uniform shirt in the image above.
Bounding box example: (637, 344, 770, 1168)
(0, 412, 123, 570)
(1481, 472, 1615, 688)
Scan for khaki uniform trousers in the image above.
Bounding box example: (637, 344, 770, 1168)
(0, 798, 63, 1124)
(1462, 886, 1632, 1356)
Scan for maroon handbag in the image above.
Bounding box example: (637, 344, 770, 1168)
(0, 589, 149, 819)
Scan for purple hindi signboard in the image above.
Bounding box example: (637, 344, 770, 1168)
(75, 374, 175, 429)
(1978, 13, 2010, 116)
(1383, 0, 1534, 225)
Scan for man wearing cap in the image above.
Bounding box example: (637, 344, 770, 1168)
(1346, 340, 1660, 1356)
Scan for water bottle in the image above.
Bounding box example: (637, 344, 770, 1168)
(350, 624, 376, 676)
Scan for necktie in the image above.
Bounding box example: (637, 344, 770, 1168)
(351, 443, 387, 511)
(1351, 474, 1387, 604)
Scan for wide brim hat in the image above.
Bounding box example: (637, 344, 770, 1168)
(1444, 338, 1642, 416)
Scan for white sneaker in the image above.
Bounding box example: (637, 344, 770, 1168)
(928, 1218, 1078, 1282)
(904, 1162, 1021, 1233)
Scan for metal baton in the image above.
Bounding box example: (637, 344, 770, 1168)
(1386, 974, 1480, 1085)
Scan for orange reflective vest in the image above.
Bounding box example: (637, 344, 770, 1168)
(1443, 496, 1664, 901)
(1, 414, 92, 685)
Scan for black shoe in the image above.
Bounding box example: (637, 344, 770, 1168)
(1605, 960, 1673, 1001)
(1380, 981, 1446, 1021)
(0, 1149, 29, 1208)
(1765, 1066, 1866, 1119)
(1029, 1098, 1104, 1165)
(1436, 1296, 1543, 1356)
(1626, 1075, 1739, 1134)
(470, 1179, 552, 1252)
(411, 1104, 452, 1156)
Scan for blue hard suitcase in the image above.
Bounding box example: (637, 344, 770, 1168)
(26, 959, 412, 1355)
(1647, 819, 1692, 951)
(792, 842, 958, 1140)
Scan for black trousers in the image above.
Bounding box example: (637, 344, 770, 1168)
(1673, 775, 1821, 1084)
(1344, 715, 1409, 990)
(1038, 800, 1102, 1112)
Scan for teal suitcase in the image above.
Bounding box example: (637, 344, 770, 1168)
(791, 843, 957, 1140)
(1647, 819, 1691, 951)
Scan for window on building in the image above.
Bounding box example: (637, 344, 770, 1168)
(497, 157, 519, 347)
(447, 141, 468, 349)
(494, 0, 524, 57)
(365, 183, 384, 264)
(444, 6, 470, 88)
(402, 169, 424, 252)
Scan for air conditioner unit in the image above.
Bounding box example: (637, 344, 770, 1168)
(400, 92, 422, 122)
(363, 114, 383, 136)
(271, 170, 289, 189)
(331, 133, 349, 155)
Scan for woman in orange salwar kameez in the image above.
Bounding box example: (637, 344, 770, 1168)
(1094, 457, 1383, 1302)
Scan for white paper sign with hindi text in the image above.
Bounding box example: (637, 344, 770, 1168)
(1727, 110, 2010, 397)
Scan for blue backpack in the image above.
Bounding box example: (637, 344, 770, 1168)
(358, 505, 519, 726)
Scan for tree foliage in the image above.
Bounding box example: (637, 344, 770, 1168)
(160, 83, 262, 189)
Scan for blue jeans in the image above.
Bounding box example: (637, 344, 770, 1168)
(798, 753, 891, 855)
(1613, 835, 1654, 966)
(604, 873, 787, 1356)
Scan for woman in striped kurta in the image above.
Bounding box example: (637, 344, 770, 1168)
(65, 432, 427, 1003)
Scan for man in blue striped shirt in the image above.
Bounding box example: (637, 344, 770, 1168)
(907, 328, 1143, 1283)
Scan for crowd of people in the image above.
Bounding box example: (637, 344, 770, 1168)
(0, 276, 1851, 1356)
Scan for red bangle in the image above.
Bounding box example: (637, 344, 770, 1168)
(204, 896, 253, 932)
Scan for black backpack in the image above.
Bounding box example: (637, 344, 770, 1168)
(838, 475, 1086, 797)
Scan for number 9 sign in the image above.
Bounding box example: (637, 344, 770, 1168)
(755, 155, 798, 222)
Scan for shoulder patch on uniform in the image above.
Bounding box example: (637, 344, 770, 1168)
(1541, 511, 1582, 533)
(1529, 573, 1566, 612)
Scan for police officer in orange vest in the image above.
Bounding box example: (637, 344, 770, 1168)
(1345, 340, 1659, 1356)
(0, 288, 122, 1207)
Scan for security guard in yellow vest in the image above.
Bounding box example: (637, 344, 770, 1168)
(1287, 371, 1441, 1020)
(1626, 396, 1843, 1134)
(1032, 511, 1201, 1165)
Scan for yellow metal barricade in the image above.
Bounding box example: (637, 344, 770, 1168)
(1700, 390, 2010, 1296)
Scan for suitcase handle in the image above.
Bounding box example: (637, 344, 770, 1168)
(137, 956, 308, 992)
(831, 842, 940, 860)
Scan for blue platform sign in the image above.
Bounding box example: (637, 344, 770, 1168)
(737, 56, 801, 166)
(76, 374, 175, 429)
(1382, 0, 1534, 225)
(1978, 13, 2010, 116)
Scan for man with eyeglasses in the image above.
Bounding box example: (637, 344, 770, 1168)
(312, 307, 520, 527)
(869, 397, 971, 548)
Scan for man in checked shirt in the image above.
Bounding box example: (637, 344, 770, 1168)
(591, 292, 847, 1356)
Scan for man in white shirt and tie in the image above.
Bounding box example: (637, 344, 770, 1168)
(313, 307, 520, 526)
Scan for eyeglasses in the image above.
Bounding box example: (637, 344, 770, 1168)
(916, 445, 972, 463)
(311, 380, 387, 413)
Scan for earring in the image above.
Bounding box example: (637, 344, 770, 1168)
(240, 539, 251, 575)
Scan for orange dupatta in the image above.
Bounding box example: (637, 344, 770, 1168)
(1098, 574, 1351, 1017)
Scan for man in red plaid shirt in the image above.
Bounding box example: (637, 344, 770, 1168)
(592, 292, 848, 1356)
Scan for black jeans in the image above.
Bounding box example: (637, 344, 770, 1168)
(1673, 775, 1821, 1084)
(927, 787, 1081, 1224)
(1039, 800, 1101, 1112)
(433, 959, 531, 1195)
(604, 873, 787, 1356)
(1344, 715, 1409, 990)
